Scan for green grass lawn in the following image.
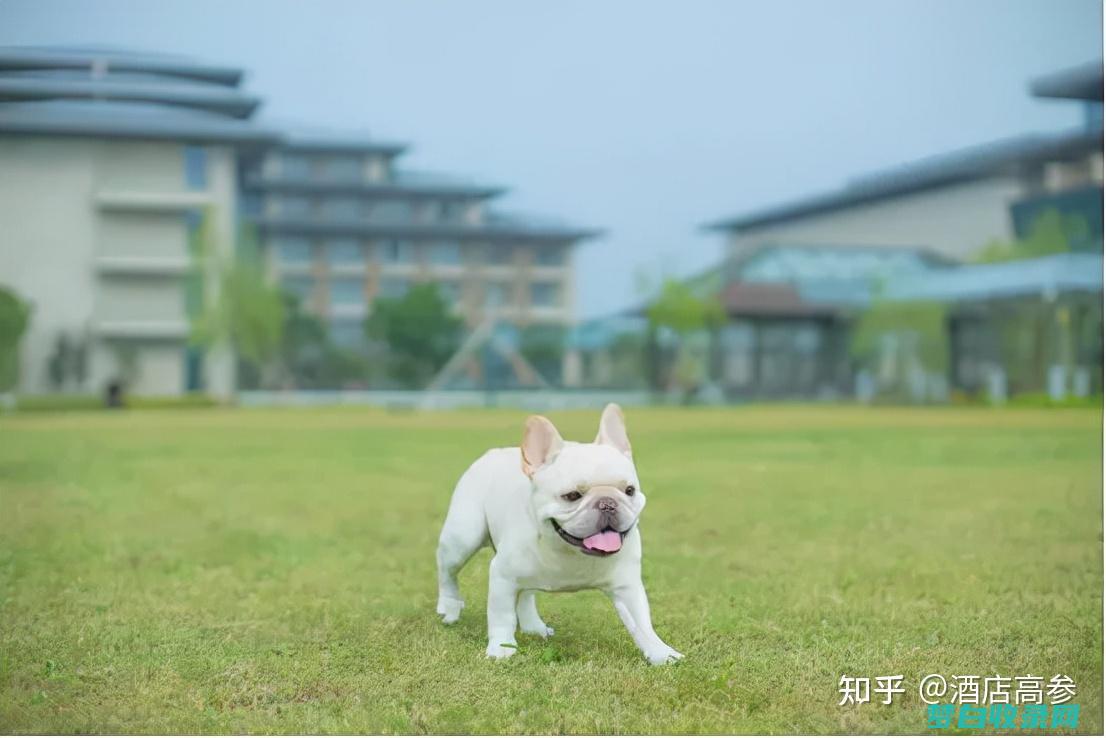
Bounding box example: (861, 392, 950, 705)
(0, 405, 1101, 734)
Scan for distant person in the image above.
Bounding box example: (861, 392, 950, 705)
(104, 380, 124, 409)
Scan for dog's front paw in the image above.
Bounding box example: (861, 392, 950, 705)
(519, 623, 554, 638)
(644, 645, 683, 666)
(436, 596, 464, 625)
(485, 642, 518, 660)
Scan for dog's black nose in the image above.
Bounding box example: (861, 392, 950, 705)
(596, 497, 618, 512)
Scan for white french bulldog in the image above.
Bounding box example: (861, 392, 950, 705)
(435, 403, 683, 665)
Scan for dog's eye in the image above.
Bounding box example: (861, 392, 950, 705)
(625, 485, 636, 496)
(562, 491, 582, 502)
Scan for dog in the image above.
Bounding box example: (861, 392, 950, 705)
(435, 403, 682, 665)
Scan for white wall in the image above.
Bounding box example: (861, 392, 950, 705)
(0, 137, 239, 398)
(727, 177, 1028, 260)
(0, 138, 100, 394)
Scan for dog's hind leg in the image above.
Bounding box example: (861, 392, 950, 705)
(516, 590, 554, 637)
(436, 503, 487, 625)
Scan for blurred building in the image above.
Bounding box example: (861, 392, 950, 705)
(694, 60, 1104, 401)
(242, 136, 596, 354)
(706, 61, 1103, 261)
(0, 46, 597, 398)
(0, 46, 277, 398)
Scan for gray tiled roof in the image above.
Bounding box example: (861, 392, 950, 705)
(0, 46, 275, 145)
(706, 126, 1103, 232)
(0, 46, 243, 86)
(281, 133, 407, 155)
(252, 214, 601, 243)
(1030, 60, 1104, 101)
(244, 170, 506, 198)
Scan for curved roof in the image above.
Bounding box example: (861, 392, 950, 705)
(0, 46, 243, 86)
(0, 46, 276, 145)
(1031, 60, 1104, 101)
(281, 134, 407, 156)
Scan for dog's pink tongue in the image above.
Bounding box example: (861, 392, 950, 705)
(582, 530, 622, 552)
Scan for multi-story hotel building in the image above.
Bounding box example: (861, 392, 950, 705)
(0, 46, 278, 398)
(243, 138, 596, 354)
(0, 46, 596, 396)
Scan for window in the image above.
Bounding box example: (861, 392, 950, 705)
(485, 282, 509, 307)
(281, 196, 312, 217)
(377, 277, 409, 300)
(275, 237, 313, 266)
(530, 282, 559, 308)
(429, 241, 461, 265)
(240, 192, 262, 216)
(183, 145, 206, 190)
(535, 247, 565, 267)
(327, 156, 363, 181)
(720, 323, 754, 386)
(372, 200, 412, 223)
(281, 275, 314, 304)
(329, 278, 365, 308)
(365, 155, 389, 182)
(381, 239, 415, 264)
(489, 244, 515, 265)
(327, 239, 364, 267)
(326, 198, 360, 220)
(282, 154, 310, 179)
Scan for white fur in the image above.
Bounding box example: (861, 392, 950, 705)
(436, 404, 683, 665)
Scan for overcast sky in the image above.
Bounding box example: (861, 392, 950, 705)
(1, 0, 1101, 317)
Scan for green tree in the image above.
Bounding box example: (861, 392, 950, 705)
(189, 212, 285, 382)
(971, 209, 1091, 395)
(271, 292, 334, 389)
(646, 279, 725, 335)
(974, 208, 1085, 263)
(645, 278, 724, 395)
(364, 282, 462, 389)
(0, 285, 31, 393)
(850, 299, 948, 401)
(519, 324, 567, 385)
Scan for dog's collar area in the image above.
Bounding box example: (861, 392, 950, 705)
(550, 519, 628, 556)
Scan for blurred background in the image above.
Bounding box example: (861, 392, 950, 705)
(0, 0, 1101, 411)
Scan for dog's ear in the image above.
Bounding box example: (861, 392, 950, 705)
(521, 415, 564, 477)
(595, 403, 632, 457)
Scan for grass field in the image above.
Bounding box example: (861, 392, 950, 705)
(0, 405, 1101, 734)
